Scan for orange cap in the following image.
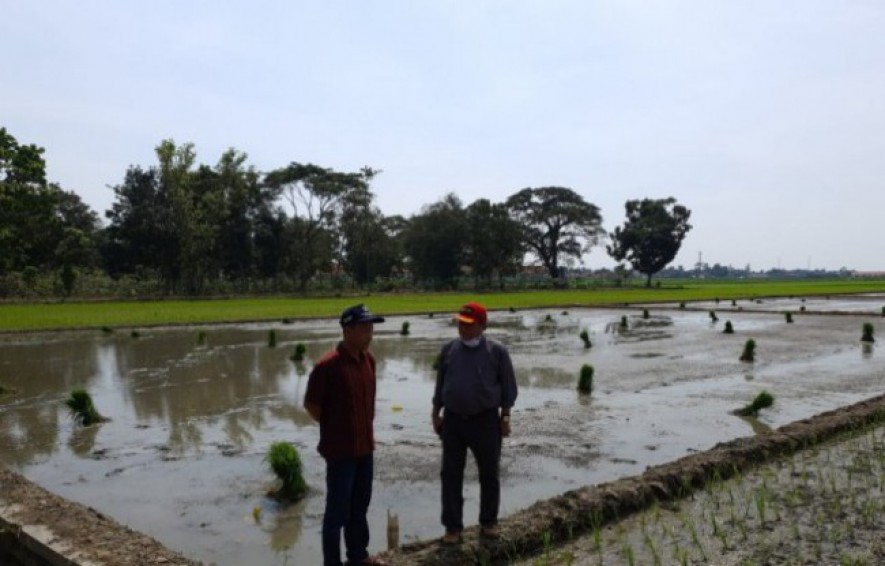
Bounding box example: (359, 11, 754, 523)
(456, 302, 487, 325)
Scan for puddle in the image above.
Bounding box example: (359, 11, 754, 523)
(0, 304, 882, 565)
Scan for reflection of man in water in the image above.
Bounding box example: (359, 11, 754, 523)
(431, 302, 518, 544)
(304, 304, 388, 566)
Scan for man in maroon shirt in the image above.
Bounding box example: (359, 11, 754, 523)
(305, 304, 388, 566)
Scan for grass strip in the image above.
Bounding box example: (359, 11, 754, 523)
(1, 279, 883, 332)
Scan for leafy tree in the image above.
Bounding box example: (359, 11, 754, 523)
(156, 139, 222, 294)
(339, 205, 404, 286)
(253, 206, 288, 279)
(53, 189, 102, 294)
(463, 199, 524, 288)
(0, 127, 46, 186)
(0, 128, 100, 291)
(505, 187, 604, 280)
(1, 127, 53, 275)
(104, 141, 271, 294)
(402, 193, 467, 288)
(607, 197, 692, 287)
(264, 163, 376, 292)
(102, 166, 170, 278)
(211, 149, 265, 284)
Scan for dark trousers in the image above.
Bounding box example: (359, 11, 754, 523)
(322, 453, 373, 566)
(440, 410, 501, 531)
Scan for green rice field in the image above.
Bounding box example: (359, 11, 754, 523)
(1, 279, 883, 332)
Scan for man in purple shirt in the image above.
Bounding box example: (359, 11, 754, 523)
(431, 302, 518, 544)
(305, 304, 388, 566)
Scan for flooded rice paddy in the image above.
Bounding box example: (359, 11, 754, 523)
(0, 296, 882, 565)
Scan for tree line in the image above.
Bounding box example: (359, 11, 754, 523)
(0, 127, 692, 298)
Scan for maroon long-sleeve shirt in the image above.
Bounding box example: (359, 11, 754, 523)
(304, 342, 377, 460)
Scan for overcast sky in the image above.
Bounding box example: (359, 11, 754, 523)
(4, 1, 885, 271)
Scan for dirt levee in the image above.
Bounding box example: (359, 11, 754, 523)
(0, 466, 200, 566)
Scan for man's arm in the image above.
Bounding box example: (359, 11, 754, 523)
(498, 345, 518, 409)
(498, 346, 517, 437)
(305, 401, 322, 422)
(304, 361, 327, 423)
(431, 342, 450, 434)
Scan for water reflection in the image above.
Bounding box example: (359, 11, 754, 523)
(738, 415, 774, 436)
(68, 424, 100, 456)
(523, 367, 578, 389)
(3, 307, 880, 565)
(168, 420, 204, 454)
(267, 501, 305, 554)
(0, 403, 61, 466)
(0, 327, 326, 463)
(2, 316, 581, 466)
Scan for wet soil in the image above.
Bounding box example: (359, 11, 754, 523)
(382, 393, 885, 565)
(0, 465, 198, 565)
(0, 299, 883, 564)
(2, 394, 883, 565)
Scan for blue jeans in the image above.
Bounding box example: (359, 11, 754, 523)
(322, 454, 374, 566)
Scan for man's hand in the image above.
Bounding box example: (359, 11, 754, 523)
(431, 409, 443, 435)
(500, 415, 511, 437)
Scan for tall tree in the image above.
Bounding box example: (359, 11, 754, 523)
(339, 204, 404, 286)
(104, 140, 240, 294)
(402, 193, 467, 288)
(156, 139, 221, 294)
(607, 197, 692, 287)
(0, 127, 46, 186)
(264, 163, 376, 292)
(253, 205, 288, 279)
(54, 189, 101, 272)
(102, 166, 170, 278)
(211, 149, 265, 284)
(0, 127, 52, 275)
(463, 199, 524, 288)
(0, 128, 99, 289)
(505, 187, 604, 280)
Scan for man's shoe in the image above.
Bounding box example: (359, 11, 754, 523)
(441, 530, 462, 545)
(480, 525, 500, 539)
(347, 557, 388, 566)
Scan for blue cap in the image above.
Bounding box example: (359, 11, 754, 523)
(339, 304, 385, 327)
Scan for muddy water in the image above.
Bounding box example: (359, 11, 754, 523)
(0, 305, 881, 565)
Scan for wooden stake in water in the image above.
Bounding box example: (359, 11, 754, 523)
(387, 508, 399, 550)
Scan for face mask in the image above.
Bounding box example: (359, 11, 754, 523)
(460, 337, 482, 348)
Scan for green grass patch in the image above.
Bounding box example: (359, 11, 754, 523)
(65, 388, 109, 426)
(1, 279, 883, 332)
(735, 391, 775, 416)
(578, 364, 594, 394)
(740, 338, 757, 362)
(266, 441, 308, 501)
(290, 343, 307, 362)
(579, 329, 592, 348)
(861, 323, 875, 343)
